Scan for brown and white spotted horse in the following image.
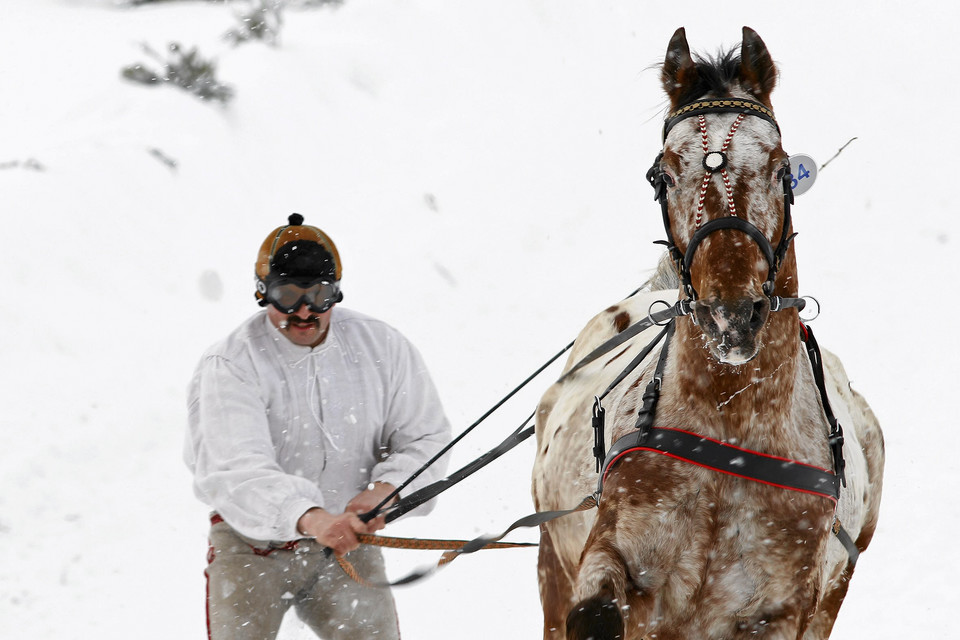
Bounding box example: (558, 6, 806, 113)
(532, 27, 884, 640)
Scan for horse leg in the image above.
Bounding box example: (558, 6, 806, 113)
(539, 526, 576, 640)
(565, 540, 637, 640)
(801, 563, 854, 640)
(565, 584, 625, 640)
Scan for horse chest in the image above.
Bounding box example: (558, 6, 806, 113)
(638, 345, 831, 468)
(604, 465, 834, 622)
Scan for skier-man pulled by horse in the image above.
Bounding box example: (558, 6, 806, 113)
(532, 27, 884, 640)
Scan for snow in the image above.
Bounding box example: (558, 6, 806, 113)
(1, 0, 957, 637)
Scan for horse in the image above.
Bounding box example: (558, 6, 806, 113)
(531, 27, 884, 640)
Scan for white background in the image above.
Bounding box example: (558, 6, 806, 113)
(1, 0, 956, 637)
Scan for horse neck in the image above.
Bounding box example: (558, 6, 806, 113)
(669, 298, 802, 439)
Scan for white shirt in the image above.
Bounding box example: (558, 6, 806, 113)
(185, 307, 451, 542)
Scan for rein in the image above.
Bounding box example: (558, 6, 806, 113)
(338, 303, 855, 587)
(333, 297, 696, 586)
(336, 296, 690, 585)
(334, 98, 857, 587)
(337, 495, 598, 588)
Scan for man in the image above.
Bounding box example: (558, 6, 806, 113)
(185, 213, 451, 639)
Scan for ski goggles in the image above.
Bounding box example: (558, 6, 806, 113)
(264, 279, 342, 314)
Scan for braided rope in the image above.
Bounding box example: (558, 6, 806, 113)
(719, 113, 744, 218)
(333, 533, 536, 589)
(335, 555, 380, 589)
(335, 495, 599, 588)
(696, 116, 711, 227)
(694, 113, 745, 227)
(355, 533, 536, 551)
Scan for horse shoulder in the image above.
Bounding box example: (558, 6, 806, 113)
(821, 348, 885, 550)
(533, 291, 680, 560)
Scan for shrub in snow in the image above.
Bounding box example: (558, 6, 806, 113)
(225, 0, 284, 47)
(121, 42, 234, 104)
(125, 0, 223, 5)
(0, 158, 45, 171)
(124, 0, 341, 8)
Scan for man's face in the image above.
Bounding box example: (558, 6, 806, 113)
(266, 303, 334, 348)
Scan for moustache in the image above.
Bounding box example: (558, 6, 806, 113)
(279, 315, 321, 329)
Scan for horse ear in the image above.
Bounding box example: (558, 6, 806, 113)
(739, 27, 778, 106)
(662, 27, 698, 108)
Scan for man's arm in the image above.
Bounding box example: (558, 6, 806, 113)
(187, 354, 326, 541)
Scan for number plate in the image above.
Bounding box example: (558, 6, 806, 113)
(788, 154, 818, 196)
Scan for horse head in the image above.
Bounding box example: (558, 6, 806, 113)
(651, 27, 797, 365)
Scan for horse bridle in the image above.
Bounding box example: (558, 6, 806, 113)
(645, 98, 801, 309)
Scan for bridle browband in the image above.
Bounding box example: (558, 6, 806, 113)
(661, 97, 779, 140)
(646, 97, 799, 305)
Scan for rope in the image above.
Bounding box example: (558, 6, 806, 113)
(355, 533, 536, 552)
(695, 112, 745, 226)
(336, 495, 599, 588)
(336, 533, 538, 589)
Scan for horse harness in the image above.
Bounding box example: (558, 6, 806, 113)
(331, 99, 858, 587)
(589, 318, 856, 562)
(587, 98, 858, 565)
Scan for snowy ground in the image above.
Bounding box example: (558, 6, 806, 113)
(1, 1, 957, 638)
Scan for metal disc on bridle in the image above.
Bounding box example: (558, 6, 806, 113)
(702, 151, 727, 172)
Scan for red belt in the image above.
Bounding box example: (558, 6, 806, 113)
(209, 513, 300, 553)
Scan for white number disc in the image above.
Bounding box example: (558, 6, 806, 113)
(788, 153, 818, 196)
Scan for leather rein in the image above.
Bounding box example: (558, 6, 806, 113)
(335, 99, 859, 587)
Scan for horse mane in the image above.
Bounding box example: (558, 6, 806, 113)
(641, 252, 680, 291)
(670, 46, 745, 107)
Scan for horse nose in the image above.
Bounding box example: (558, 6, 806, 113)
(694, 296, 770, 337)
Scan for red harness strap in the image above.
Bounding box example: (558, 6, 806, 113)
(600, 426, 840, 502)
(593, 320, 859, 565)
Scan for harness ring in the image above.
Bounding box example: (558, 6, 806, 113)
(647, 299, 676, 326)
(799, 295, 821, 322)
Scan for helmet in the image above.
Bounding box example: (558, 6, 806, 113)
(255, 213, 344, 307)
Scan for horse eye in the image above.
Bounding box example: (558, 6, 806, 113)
(775, 163, 789, 182)
(661, 171, 676, 188)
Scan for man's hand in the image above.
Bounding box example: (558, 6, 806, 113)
(296, 508, 369, 555)
(296, 483, 397, 553)
(345, 482, 398, 532)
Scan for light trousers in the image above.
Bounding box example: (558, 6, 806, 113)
(205, 519, 401, 640)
